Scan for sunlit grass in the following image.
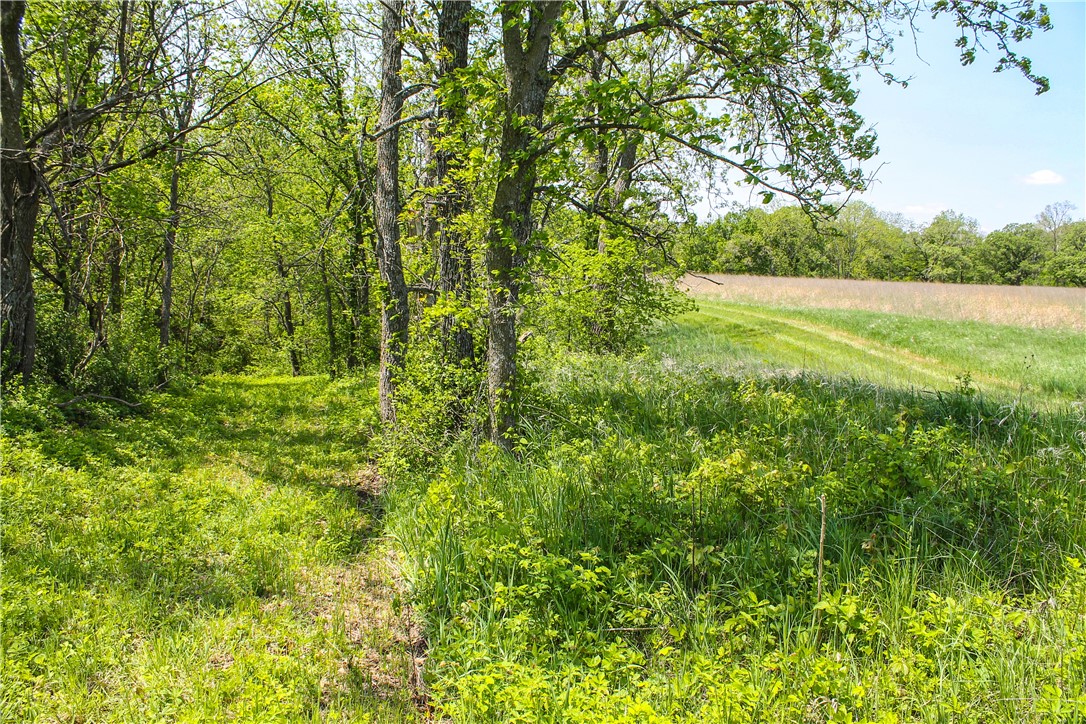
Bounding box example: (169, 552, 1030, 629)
(6, 299, 1085, 722)
(1, 376, 418, 723)
(388, 314, 1086, 722)
(661, 298, 1086, 405)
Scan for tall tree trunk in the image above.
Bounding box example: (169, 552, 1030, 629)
(264, 183, 299, 377)
(1, 0, 38, 385)
(373, 0, 409, 423)
(320, 248, 337, 379)
(160, 147, 182, 347)
(107, 0, 129, 320)
(276, 253, 300, 377)
(328, 56, 371, 372)
(344, 192, 369, 370)
(436, 0, 473, 364)
(417, 128, 437, 260)
(486, 2, 563, 448)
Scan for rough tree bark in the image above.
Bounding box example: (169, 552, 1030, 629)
(373, 0, 409, 423)
(486, 1, 563, 448)
(436, 0, 473, 364)
(1, 0, 38, 385)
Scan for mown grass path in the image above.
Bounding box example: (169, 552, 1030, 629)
(2, 376, 421, 723)
(665, 299, 1086, 406)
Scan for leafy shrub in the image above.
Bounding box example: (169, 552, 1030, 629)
(530, 216, 692, 353)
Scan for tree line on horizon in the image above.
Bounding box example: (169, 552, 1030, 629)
(1, 0, 1059, 446)
(677, 200, 1086, 287)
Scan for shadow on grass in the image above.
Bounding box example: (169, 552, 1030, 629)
(5, 374, 386, 617)
(413, 357, 1085, 641)
(3, 374, 425, 720)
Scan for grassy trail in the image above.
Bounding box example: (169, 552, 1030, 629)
(665, 299, 1086, 406)
(2, 376, 421, 723)
(5, 302, 1085, 723)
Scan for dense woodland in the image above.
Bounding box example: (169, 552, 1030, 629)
(1, 0, 1064, 441)
(678, 201, 1086, 286)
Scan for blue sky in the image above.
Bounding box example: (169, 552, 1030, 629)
(851, 0, 1086, 232)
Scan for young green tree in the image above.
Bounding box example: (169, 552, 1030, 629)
(1037, 200, 1076, 252)
(252, 0, 380, 372)
(917, 211, 982, 283)
(973, 223, 1047, 285)
(470, 0, 1050, 445)
(1042, 221, 1086, 287)
(2, 0, 288, 386)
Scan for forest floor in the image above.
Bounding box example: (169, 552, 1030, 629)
(4, 295, 1085, 722)
(2, 376, 424, 722)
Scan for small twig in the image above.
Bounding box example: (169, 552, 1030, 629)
(685, 272, 725, 286)
(57, 394, 142, 410)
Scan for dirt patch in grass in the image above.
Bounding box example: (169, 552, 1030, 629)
(296, 550, 426, 708)
(297, 465, 430, 716)
(682, 274, 1086, 330)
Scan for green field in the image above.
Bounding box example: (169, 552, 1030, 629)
(663, 299, 1086, 406)
(4, 301, 1085, 722)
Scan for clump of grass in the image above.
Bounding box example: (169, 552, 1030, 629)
(1, 376, 418, 722)
(388, 351, 1086, 722)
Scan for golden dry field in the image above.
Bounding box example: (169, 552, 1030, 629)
(682, 273, 1086, 331)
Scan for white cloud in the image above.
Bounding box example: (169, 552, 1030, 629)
(1023, 169, 1065, 186)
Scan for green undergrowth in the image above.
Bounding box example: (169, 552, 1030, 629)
(387, 352, 1086, 722)
(6, 307, 1085, 723)
(2, 376, 417, 722)
(666, 299, 1086, 405)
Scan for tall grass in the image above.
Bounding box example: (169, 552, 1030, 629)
(388, 348, 1086, 721)
(683, 274, 1086, 331)
(665, 299, 1086, 405)
(6, 301, 1084, 722)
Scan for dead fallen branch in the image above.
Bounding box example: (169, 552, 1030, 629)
(57, 394, 142, 410)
